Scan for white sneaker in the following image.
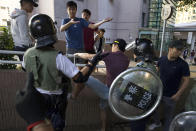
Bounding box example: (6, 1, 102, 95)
(148, 123, 161, 130)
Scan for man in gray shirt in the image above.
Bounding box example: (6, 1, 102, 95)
(10, 0, 38, 61)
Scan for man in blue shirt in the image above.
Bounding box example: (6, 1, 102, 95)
(149, 40, 190, 131)
(60, 1, 112, 63)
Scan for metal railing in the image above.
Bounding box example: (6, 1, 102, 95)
(1, 50, 196, 72)
(0, 50, 106, 68)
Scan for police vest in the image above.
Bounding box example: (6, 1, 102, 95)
(24, 47, 71, 91)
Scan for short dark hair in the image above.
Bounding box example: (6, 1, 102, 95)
(20, 0, 38, 7)
(20, 0, 30, 6)
(169, 40, 184, 50)
(82, 9, 91, 16)
(99, 28, 105, 33)
(66, 1, 77, 9)
(113, 38, 127, 52)
(20, 0, 24, 6)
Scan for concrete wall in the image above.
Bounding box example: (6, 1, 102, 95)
(35, 0, 148, 42)
(97, 0, 143, 42)
(38, 0, 54, 19)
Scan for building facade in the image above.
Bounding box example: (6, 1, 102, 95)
(1, 0, 177, 53)
(33, 0, 150, 43)
(139, 0, 177, 52)
(0, 0, 20, 26)
(176, 4, 196, 24)
(174, 2, 196, 51)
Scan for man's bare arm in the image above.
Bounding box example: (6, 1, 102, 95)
(74, 53, 95, 60)
(171, 76, 190, 101)
(60, 19, 80, 32)
(88, 17, 112, 29)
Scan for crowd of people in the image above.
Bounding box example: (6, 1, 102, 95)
(9, 0, 196, 131)
(183, 49, 196, 64)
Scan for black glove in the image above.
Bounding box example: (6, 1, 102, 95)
(85, 51, 109, 77)
(73, 52, 109, 83)
(89, 51, 109, 67)
(15, 73, 47, 125)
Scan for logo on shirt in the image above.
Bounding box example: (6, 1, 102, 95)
(74, 24, 77, 28)
(172, 66, 176, 69)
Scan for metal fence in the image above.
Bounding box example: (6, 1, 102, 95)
(0, 50, 106, 68)
(1, 50, 196, 73)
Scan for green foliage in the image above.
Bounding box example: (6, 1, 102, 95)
(0, 28, 16, 69)
(0, 26, 6, 31)
(177, 0, 196, 7)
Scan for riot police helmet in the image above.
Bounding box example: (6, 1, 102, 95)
(29, 14, 57, 48)
(134, 38, 154, 61)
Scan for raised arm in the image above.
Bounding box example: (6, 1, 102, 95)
(88, 17, 112, 29)
(60, 19, 80, 32)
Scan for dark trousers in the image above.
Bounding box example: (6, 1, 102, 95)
(14, 46, 29, 61)
(43, 91, 68, 131)
(130, 118, 148, 131)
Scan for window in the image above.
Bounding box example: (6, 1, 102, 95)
(193, 9, 196, 14)
(192, 16, 196, 20)
(142, 13, 146, 27)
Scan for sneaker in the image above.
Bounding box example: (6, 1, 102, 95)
(148, 123, 161, 130)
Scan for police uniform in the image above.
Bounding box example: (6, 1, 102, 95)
(21, 14, 82, 131)
(130, 38, 157, 131)
(21, 14, 107, 131)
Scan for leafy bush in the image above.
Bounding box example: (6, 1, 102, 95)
(0, 27, 16, 69)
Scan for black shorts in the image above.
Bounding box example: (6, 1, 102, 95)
(43, 90, 68, 130)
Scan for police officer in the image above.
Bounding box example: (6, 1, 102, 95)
(130, 38, 157, 131)
(133, 38, 157, 73)
(19, 14, 107, 131)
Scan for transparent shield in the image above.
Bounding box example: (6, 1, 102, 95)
(108, 67, 163, 120)
(169, 111, 196, 131)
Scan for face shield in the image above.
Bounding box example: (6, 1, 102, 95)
(169, 111, 196, 131)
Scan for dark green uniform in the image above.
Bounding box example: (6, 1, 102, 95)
(24, 46, 71, 131)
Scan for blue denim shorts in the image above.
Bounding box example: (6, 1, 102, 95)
(85, 76, 109, 109)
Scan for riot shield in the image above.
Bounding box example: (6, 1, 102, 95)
(169, 111, 196, 131)
(108, 67, 163, 120)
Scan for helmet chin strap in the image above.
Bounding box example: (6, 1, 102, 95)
(36, 35, 57, 48)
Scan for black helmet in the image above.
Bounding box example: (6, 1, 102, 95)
(134, 38, 154, 61)
(29, 14, 57, 48)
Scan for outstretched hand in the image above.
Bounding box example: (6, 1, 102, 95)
(70, 19, 80, 24)
(103, 17, 112, 22)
